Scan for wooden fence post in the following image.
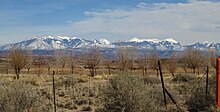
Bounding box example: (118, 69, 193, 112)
(53, 71, 56, 112)
(216, 58, 220, 111)
(206, 66, 209, 95)
(158, 60, 167, 108)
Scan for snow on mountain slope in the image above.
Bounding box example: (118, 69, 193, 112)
(99, 38, 111, 45)
(129, 37, 161, 43)
(116, 38, 182, 51)
(185, 41, 220, 50)
(0, 36, 219, 51)
(129, 37, 178, 44)
(164, 38, 178, 44)
(130, 37, 145, 42)
(90, 38, 115, 48)
(0, 36, 111, 50)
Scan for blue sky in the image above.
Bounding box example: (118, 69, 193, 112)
(0, 0, 220, 45)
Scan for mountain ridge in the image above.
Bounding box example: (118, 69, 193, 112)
(0, 36, 219, 51)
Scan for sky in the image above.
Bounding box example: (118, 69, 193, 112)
(0, 0, 220, 45)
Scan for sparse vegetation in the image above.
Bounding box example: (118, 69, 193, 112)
(0, 47, 218, 111)
(0, 80, 40, 112)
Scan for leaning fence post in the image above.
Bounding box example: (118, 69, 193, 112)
(158, 60, 167, 108)
(52, 71, 56, 112)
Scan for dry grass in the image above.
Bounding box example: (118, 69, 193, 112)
(0, 66, 217, 112)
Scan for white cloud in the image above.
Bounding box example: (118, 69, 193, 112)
(69, 1, 220, 44)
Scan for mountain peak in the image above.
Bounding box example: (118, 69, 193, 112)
(164, 38, 178, 43)
(99, 38, 111, 45)
(57, 36, 71, 40)
(42, 35, 56, 39)
(130, 37, 141, 42)
(42, 36, 73, 40)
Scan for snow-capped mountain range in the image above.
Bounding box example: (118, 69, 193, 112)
(0, 36, 219, 51)
(114, 37, 182, 51)
(0, 36, 113, 50)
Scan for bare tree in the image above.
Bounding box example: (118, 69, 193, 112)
(182, 48, 203, 74)
(67, 49, 77, 75)
(148, 51, 160, 76)
(9, 49, 27, 79)
(116, 46, 129, 72)
(180, 58, 188, 73)
(54, 50, 68, 75)
(137, 52, 149, 76)
(45, 56, 54, 75)
(127, 47, 137, 71)
(82, 46, 102, 77)
(138, 59, 148, 76)
(208, 48, 218, 68)
(103, 59, 114, 75)
(165, 53, 178, 77)
(26, 49, 33, 74)
(34, 55, 45, 77)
